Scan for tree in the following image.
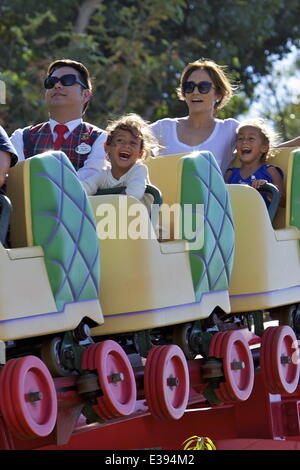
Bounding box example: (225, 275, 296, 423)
(250, 49, 300, 140)
(0, 0, 299, 133)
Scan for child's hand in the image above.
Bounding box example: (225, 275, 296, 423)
(251, 179, 268, 189)
(0, 151, 10, 188)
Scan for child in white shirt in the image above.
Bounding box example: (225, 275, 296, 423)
(82, 113, 158, 200)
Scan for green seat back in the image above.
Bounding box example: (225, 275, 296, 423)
(29, 151, 100, 311)
(180, 151, 235, 301)
(289, 150, 300, 236)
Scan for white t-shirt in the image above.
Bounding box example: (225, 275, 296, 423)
(10, 118, 107, 180)
(150, 117, 239, 174)
(82, 161, 150, 200)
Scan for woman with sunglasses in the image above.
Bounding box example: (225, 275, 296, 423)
(10, 59, 107, 180)
(150, 58, 238, 174)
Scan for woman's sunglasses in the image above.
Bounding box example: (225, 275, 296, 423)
(44, 74, 87, 89)
(182, 81, 214, 94)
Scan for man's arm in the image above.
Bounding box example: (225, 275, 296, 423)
(77, 131, 108, 181)
(10, 128, 25, 160)
(0, 126, 19, 187)
(0, 150, 11, 187)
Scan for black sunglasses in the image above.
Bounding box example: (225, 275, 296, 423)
(44, 74, 87, 89)
(183, 81, 214, 94)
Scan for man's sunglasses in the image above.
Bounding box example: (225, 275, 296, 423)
(44, 74, 87, 89)
(182, 81, 214, 94)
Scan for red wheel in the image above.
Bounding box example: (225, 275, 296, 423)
(144, 345, 189, 420)
(81, 343, 99, 370)
(260, 326, 300, 394)
(208, 332, 227, 358)
(221, 331, 254, 402)
(216, 382, 235, 403)
(260, 327, 279, 394)
(0, 356, 57, 439)
(82, 340, 136, 419)
(143, 346, 163, 418)
(208, 332, 228, 369)
(208, 333, 231, 403)
(209, 331, 254, 403)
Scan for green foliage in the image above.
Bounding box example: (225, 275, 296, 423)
(0, 0, 299, 133)
(251, 48, 300, 140)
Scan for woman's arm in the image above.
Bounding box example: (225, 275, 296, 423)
(277, 136, 300, 148)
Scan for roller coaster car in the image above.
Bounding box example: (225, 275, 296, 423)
(0, 151, 104, 439)
(87, 150, 252, 416)
(4, 151, 103, 343)
(88, 147, 300, 411)
(0, 149, 237, 439)
(140, 148, 300, 401)
(228, 147, 300, 315)
(224, 147, 300, 396)
(2, 147, 299, 443)
(90, 150, 234, 342)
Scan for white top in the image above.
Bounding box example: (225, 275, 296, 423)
(82, 161, 150, 200)
(150, 117, 239, 174)
(10, 118, 107, 180)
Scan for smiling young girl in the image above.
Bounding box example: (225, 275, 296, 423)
(82, 113, 158, 200)
(225, 118, 285, 207)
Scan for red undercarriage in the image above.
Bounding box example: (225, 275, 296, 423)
(2, 358, 300, 451)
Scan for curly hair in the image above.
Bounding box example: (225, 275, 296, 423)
(105, 113, 159, 158)
(236, 118, 281, 161)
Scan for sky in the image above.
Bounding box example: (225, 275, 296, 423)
(241, 44, 300, 123)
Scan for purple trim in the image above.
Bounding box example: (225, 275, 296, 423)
(102, 289, 228, 319)
(230, 284, 300, 299)
(0, 289, 228, 326)
(0, 298, 99, 324)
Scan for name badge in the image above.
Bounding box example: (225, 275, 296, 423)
(75, 142, 92, 154)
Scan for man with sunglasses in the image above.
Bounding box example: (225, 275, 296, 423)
(10, 59, 106, 179)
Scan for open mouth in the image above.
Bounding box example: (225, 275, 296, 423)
(119, 152, 131, 161)
(241, 148, 252, 155)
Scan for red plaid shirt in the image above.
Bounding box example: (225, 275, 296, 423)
(22, 122, 102, 170)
